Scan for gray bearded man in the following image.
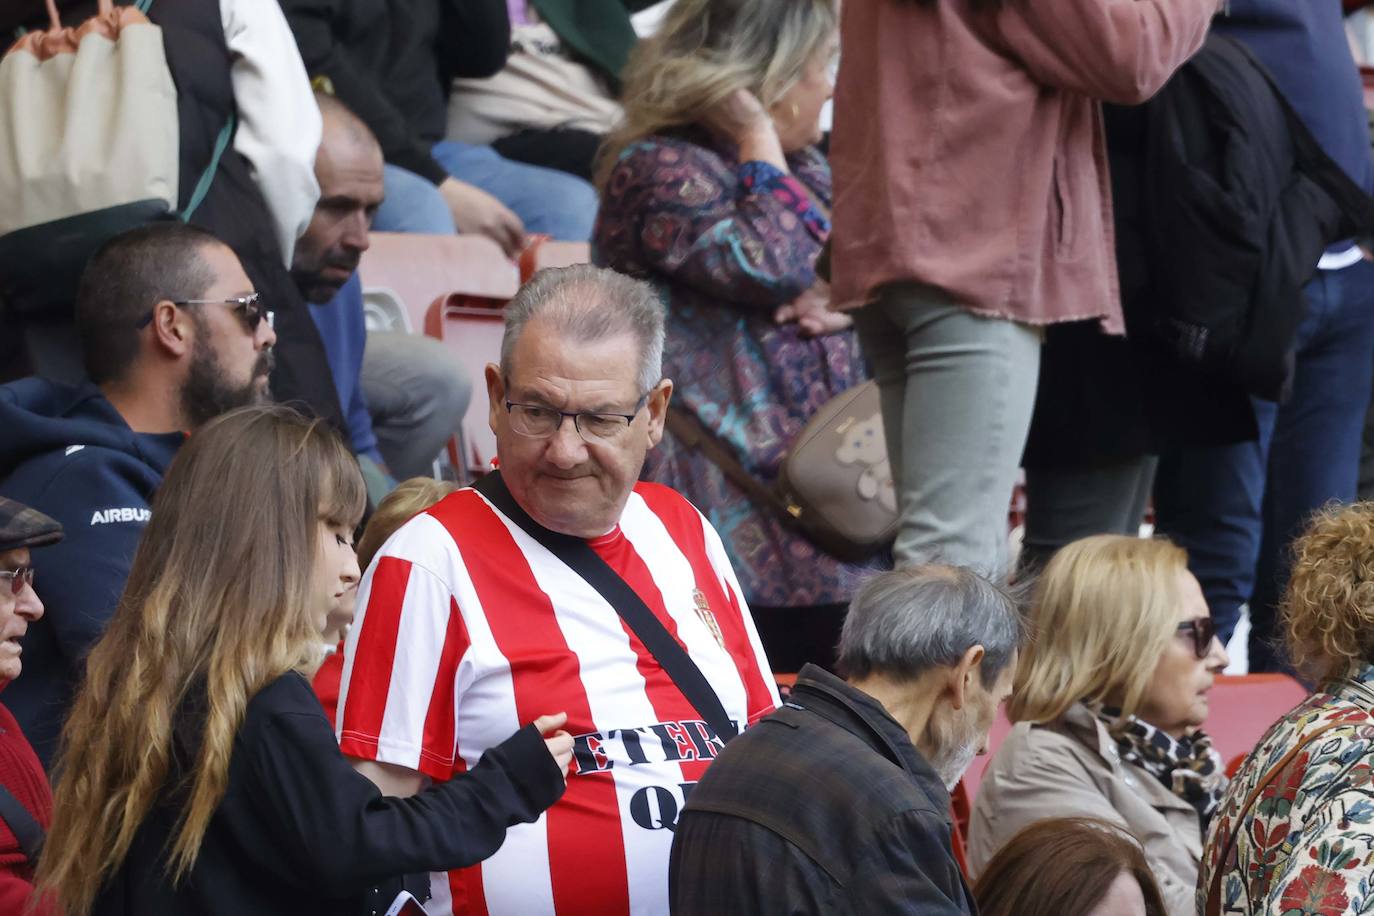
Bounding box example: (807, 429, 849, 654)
(670, 565, 1023, 915)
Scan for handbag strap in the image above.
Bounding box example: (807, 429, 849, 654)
(663, 407, 807, 534)
(1204, 718, 1366, 916)
(32, 0, 153, 35)
(472, 470, 739, 742)
(1237, 40, 1374, 233)
(0, 783, 43, 864)
(180, 112, 235, 223)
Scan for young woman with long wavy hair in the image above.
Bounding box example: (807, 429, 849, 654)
(36, 406, 573, 916)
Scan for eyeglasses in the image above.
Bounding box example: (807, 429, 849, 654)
(0, 567, 34, 596)
(1177, 617, 1218, 660)
(136, 293, 274, 333)
(504, 392, 650, 444)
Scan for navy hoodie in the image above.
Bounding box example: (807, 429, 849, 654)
(0, 379, 184, 768)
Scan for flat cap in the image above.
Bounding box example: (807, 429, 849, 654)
(0, 497, 63, 553)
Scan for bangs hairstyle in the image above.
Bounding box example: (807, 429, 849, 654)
(1281, 501, 1374, 682)
(38, 405, 365, 916)
(596, 0, 837, 187)
(1008, 535, 1188, 725)
(973, 817, 1166, 916)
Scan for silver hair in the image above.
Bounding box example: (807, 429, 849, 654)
(499, 264, 667, 394)
(837, 566, 1025, 685)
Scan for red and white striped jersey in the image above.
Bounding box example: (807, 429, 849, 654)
(335, 481, 779, 916)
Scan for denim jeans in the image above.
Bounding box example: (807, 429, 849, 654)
(373, 142, 599, 241)
(1154, 258, 1374, 670)
(361, 330, 471, 480)
(375, 163, 457, 234)
(853, 283, 1042, 577)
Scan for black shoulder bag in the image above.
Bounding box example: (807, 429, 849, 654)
(473, 471, 738, 743)
(0, 783, 42, 863)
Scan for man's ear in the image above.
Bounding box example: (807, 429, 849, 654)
(148, 299, 192, 360)
(485, 363, 504, 435)
(645, 378, 673, 448)
(948, 645, 986, 712)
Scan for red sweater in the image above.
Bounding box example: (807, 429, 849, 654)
(0, 699, 52, 915)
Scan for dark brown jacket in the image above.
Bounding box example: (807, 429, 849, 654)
(669, 664, 974, 915)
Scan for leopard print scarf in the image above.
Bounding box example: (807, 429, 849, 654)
(1089, 702, 1229, 829)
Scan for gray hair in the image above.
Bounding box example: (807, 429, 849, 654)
(500, 264, 667, 394)
(838, 566, 1025, 686)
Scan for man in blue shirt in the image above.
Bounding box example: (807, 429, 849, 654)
(292, 94, 470, 496)
(1154, 1, 1374, 671)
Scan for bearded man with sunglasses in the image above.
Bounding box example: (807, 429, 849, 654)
(0, 222, 276, 769)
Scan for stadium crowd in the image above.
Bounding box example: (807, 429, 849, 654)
(0, 0, 1373, 914)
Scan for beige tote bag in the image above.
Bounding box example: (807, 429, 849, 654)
(0, 0, 178, 236)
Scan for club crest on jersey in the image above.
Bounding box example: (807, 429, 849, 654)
(692, 588, 725, 650)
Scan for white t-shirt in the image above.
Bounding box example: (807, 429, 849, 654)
(336, 481, 779, 915)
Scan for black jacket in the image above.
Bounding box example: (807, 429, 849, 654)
(281, 0, 509, 185)
(669, 665, 974, 916)
(92, 671, 564, 916)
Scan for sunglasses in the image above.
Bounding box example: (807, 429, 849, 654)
(136, 293, 273, 333)
(1177, 617, 1218, 660)
(0, 567, 33, 596)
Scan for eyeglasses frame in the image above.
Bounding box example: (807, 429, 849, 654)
(503, 390, 653, 443)
(0, 567, 34, 596)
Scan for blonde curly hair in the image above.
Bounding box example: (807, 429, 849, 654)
(1281, 501, 1374, 681)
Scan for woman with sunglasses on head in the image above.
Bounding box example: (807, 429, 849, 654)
(35, 405, 573, 916)
(968, 535, 1229, 916)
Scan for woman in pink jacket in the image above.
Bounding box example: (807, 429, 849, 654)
(829, 0, 1218, 575)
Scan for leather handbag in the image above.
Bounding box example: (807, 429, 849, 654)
(666, 381, 897, 562)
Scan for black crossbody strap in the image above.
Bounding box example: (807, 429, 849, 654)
(1240, 40, 1374, 230)
(0, 783, 43, 863)
(473, 471, 738, 742)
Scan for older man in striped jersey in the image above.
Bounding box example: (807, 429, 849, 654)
(331, 264, 778, 916)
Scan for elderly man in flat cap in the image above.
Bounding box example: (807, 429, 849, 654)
(0, 496, 62, 915)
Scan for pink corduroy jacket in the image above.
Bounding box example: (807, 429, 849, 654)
(829, 0, 1218, 332)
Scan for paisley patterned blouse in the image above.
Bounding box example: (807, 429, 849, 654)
(594, 128, 883, 607)
(1199, 662, 1374, 916)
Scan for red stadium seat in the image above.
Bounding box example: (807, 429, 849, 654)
(519, 235, 593, 284)
(423, 290, 510, 477)
(359, 232, 519, 334)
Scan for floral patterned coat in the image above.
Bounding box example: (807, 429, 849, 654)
(594, 128, 882, 607)
(1199, 662, 1374, 915)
